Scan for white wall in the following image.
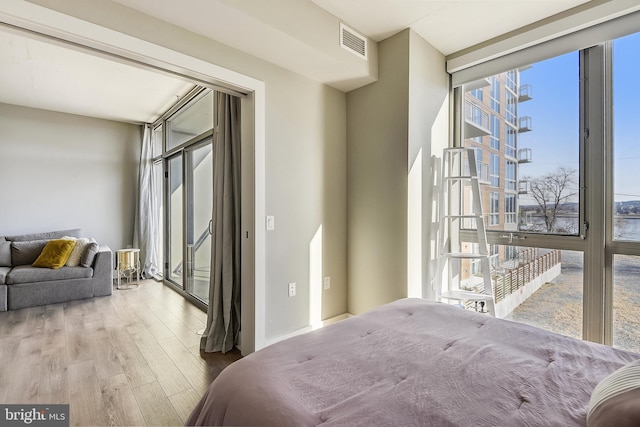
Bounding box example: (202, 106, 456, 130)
(22, 0, 348, 341)
(0, 102, 140, 251)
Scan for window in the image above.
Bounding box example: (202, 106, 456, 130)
(506, 70, 518, 93)
(490, 115, 500, 150)
(505, 161, 516, 191)
(505, 125, 517, 158)
(611, 31, 640, 351)
(166, 89, 214, 151)
(490, 153, 500, 187)
(506, 92, 517, 127)
(470, 88, 483, 101)
(505, 194, 516, 224)
(490, 192, 499, 225)
(454, 27, 640, 350)
(490, 76, 500, 112)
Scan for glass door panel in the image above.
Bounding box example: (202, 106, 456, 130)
(185, 141, 213, 303)
(168, 154, 183, 286)
(152, 159, 164, 279)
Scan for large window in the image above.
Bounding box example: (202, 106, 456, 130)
(453, 26, 640, 350)
(611, 31, 640, 351)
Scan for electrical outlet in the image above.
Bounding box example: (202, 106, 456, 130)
(288, 282, 296, 297)
(323, 276, 331, 290)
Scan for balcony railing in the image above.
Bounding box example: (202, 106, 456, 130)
(519, 84, 533, 102)
(518, 148, 532, 163)
(518, 180, 530, 194)
(518, 116, 532, 133)
(464, 101, 490, 138)
(465, 77, 491, 91)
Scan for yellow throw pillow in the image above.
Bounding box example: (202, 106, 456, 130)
(32, 239, 77, 269)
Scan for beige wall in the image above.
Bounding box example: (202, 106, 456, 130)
(0, 103, 141, 252)
(347, 30, 410, 315)
(347, 29, 449, 315)
(24, 0, 348, 340)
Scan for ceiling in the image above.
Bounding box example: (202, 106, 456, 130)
(310, 0, 591, 55)
(0, 28, 194, 124)
(0, 0, 608, 123)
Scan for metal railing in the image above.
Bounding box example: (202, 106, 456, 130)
(465, 101, 489, 130)
(493, 250, 561, 302)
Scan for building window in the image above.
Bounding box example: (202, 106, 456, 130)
(490, 115, 500, 150)
(505, 194, 516, 224)
(506, 70, 518, 93)
(505, 160, 516, 191)
(490, 153, 500, 187)
(506, 92, 517, 127)
(470, 88, 483, 101)
(490, 76, 500, 112)
(505, 125, 517, 158)
(490, 192, 499, 225)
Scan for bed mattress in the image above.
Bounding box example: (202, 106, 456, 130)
(188, 298, 639, 426)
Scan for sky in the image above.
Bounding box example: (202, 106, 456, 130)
(513, 31, 640, 203)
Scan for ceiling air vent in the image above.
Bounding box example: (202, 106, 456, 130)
(340, 23, 367, 60)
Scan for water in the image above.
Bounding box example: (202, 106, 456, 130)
(520, 215, 640, 240)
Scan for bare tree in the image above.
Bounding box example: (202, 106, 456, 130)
(525, 167, 578, 233)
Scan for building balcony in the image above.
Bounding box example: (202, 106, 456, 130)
(464, 101, 490, 138)
(519, 84, 533, 102)
(518, 180, 530, 194)
(518, 148, 532, 163)
(518, 116, 532, 133)
(465, 77, 491, 91)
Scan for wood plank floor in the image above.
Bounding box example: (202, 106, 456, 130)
(0, 279, 242, 426)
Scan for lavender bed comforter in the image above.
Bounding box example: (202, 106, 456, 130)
(188, 299, 639, 426)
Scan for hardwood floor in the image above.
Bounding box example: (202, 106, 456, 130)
(0, 279, 242, 426)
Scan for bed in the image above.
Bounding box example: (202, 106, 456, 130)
(187, 298, 640, 426)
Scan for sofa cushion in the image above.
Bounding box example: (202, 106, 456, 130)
(33, 239, 77, 269)
(0, 238, 11, 267)
(80, 240, 99, 267)
(0, 267, 10, 285)
(5, 229, 82, 242)
(6, 265, 93, 285)
(66, 237, 91, 267)
(11, 240, 48, 266)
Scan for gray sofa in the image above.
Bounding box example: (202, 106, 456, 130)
(0, 229, 113, 311)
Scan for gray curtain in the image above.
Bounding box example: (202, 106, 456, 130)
(200, 92, 241, 354)
(134, 124, 160, 279)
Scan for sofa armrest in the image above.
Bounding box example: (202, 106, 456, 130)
(92, 246, 113, 297)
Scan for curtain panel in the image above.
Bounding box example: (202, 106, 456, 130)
(200, 92, 241, 354)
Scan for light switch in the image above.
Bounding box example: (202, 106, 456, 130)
(323, 276, 331, 290)
(266, 216, 275, 231)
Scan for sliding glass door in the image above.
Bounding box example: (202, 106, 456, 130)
(185, 141, 213, 304)
(163, 88, 215, 305)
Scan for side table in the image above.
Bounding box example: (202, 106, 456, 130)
(116, 248, 140, 290)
